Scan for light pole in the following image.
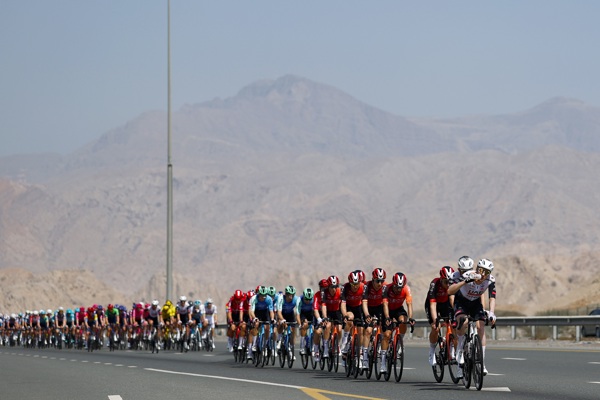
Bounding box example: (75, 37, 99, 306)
(166, 0, 173, 302)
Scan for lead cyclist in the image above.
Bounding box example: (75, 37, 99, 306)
(447, 257, 497, 378)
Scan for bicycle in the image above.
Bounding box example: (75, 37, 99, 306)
(203, 326, 214, 352)
(384, 319, 414, 382)
(300, 323, 314, 369)
(343, 319, 363, 379)
(460, 316, 489, 391)
(326, 319, 342, 373)
(252, 321, 271, 368)
(278, 322, 297, 368)
(432, 317, 461, 384)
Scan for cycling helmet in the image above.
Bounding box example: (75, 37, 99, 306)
(33, 310, 39, 315)
(372, 267, 386, 281)
(136, 302, 143, 309)
(303, 287, 314, 300)
(58, 306, 64, 311)
(179, 295, 187, 302)
(67, 308, 74, 315)
(392, 272, 407, 288)
(258, 286, 269, 296)
(47, 309, 53, 315)
(327, 275, 340, 287)
(97, 305, 103, 311)
(477, 258, 494, 273)
(440, 266, 454, 279)
(354, 269, 366, 283)
(118, 305, 127, 312)
(268, 286, 276, 297)
(319, 278, 329, 289)
(107, 304, 114, 310)
(87, 307, 94, 313)
(40, 309, 46, 315)
(206, 298, 213, 304)
(152, 300, 159, 306)
(246, 290, 255, 298)
(194, 300, 201, 307)
(79, 307, 85, 313)
(348, 271, 361, 284)
(234, 289, 244, 300)
(285, 285, 296, 295)
(457, 256, 474, 272)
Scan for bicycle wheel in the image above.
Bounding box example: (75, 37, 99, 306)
(319, 341, 326, 370)
(393, 336, 405, 382)
(332, 333, 340, 373)
(463, 342, 472, 389)
(278, 336, 287, 368)
(345, 336, 353, 377)
(269, 336, 277, 365)
(366, 336, 375, 379)
(384, 347, 393, 381)
(374, 335, 383, 380)
(473, 334, 484, 391)
(327, 336, 334, 372)
(447, 333, 461, 384)
(352, 334, 361, 379)
(301, 336, 310, 369)
(432, 338, 444, 383)
(287, 343, 295, 368)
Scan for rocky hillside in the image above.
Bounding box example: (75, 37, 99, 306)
(1, 76, 600, 315)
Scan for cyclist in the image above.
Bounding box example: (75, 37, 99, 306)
(176, 296, 192, 350)
(226, 290, 246, 352)
(382, 272, 415, 373)
(190, 300, 205, 348)
(247, 286, 275, 360)
(276, 285, 301, 353)
(361, 267, 387, 370)
(297, 287, 315, 355)
(321, 275, 343, 360)
(311, 278, 329, 361)
(425, 266, 455, 366)
(448, 257, 497, 377)
(204, 298, 218, 349)
(340, 270, 366, 358)
(55, 307, 67, 342)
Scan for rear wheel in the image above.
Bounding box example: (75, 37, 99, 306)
(278, 336, 287, 368)
(345, 336, 353, 377)
(374, 336, 383, 380)
(463, 342, 472, 389)
(332, 334, 340, 373)
(352, 334, 361, 379)
(287, 343, 295, 368)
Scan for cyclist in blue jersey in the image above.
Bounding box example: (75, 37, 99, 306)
(297, 287, 315, 355)
(275, 285, 301, 352)
(247, 286, 275, 360)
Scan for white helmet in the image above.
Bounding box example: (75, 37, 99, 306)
(206, 298, 213, 304)
(457, 256, 474, 272)
(179, 295, 187, 302)
(47, 309, 53, 315)
(152, 300, 159, 306)
(477, 258, 494, 273)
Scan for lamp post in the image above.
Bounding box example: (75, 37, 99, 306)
(166, 0, 173, 302)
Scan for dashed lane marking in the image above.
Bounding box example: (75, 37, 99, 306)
(502, 357, 526, 360)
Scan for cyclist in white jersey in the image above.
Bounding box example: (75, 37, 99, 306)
(448, 257, 497, 378)
(204, 298, 218, 349)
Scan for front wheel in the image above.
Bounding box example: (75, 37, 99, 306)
(393, 336, 405, 382)
(447, 334, 461, 384)
(287, 343, 295, 368)
(463, 343, 472, 389)
(432, 339, 444, 383)
(473, 335, 484, 391)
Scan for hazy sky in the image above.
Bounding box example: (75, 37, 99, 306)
(1, 1, 599, 157)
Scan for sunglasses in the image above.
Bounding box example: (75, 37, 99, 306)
(375, 279, 385, 283)
(476, 267, 490, 276)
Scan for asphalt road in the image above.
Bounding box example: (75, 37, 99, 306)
(1, 337, 599, 400)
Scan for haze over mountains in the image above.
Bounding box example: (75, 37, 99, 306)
(1, 75, 600, 315)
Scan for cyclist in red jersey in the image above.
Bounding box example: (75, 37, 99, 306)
(361, 267, 387, 370)
(319, 276, 342, 361)
(425, 266, 455, 366)
(340, 270, 366, 356)
(310, 279, 328, 359)
(226, 290, 246, 352)
(382, 272, 415, 372)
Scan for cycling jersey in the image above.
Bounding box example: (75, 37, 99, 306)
(450, 272, 496, 302)
(341, 282, 365, 308)
(363, 280, 385, 307)
(106, 309, 119, 324)
(321, 287, 342, 312)
(383, 284, 412, 311)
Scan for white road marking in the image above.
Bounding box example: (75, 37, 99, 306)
(502, 357, 526, 360)
(589, 382, 600, 384)
(589, 362, 600, 364)
(479, 387, 511, 392)
(486, 372, 504, 376)
(145, 368, 304, 389)
(108, 396, 123, 400)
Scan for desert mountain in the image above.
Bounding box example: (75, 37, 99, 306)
(1, 75, 600, 316)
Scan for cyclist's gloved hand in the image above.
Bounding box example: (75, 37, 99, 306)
(487, 311, 496, 323)
(408, 318, 415, 325)
(214, 323, 219, 329)
(463, 271, 481, 283)
(317, 317, 323, 325)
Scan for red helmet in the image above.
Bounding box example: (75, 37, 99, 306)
(357, 270, 366, 283)
(79, 307, 85, 313)
(319, 278, 329, 289)
(87, 307, 94, 313)
(393, 272, 407, 288)
(108, 304, 114, 310)
(234, 290, 244, 300)
(246, 290, 255, 298)
(327, 275, 340, 287)
(372, 268, 386, 281)
(440, 266, 454, 279)
(348, 271, 361, 284)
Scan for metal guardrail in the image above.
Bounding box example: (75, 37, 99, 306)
(413, 315, 600, 342)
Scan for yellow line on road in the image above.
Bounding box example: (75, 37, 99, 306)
(301, 387, 386, 400)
